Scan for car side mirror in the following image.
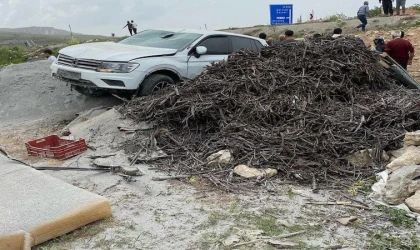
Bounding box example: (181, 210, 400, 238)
(195, 46, 207, 58)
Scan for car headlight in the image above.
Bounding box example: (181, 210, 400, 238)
(97, 62, 139, 73)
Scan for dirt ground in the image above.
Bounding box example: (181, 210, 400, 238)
(1, 108, 419, 250)
(1, 19, 420, 250)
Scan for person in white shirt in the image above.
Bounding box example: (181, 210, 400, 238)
(43, 49, 57, 61)
(131, 20, 138, 34)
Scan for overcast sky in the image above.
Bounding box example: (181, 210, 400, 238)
(0, 0, 418, 36)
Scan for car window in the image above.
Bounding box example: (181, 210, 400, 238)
(198, 36, 229, 55)
(254, 40, 264, 50)
(231, 36, 257, 52)
(119, 30, 202, 51)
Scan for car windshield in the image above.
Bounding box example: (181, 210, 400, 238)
(118, 30, 202, 51)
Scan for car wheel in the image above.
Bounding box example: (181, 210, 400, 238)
(73, 86, 109, 97)
(138, 74, 175, 96)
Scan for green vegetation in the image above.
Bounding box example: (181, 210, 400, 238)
(409, 4, 420, 11)
(69, 37, 80, 45)
(0, 46, 27, 66)
(323, 13, 347, 22)
(368, 6, 383, 17)
(368, 231, 420, 250)
(377, 205, 416, 227)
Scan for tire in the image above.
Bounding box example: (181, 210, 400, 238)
(138, 74, 175, 96)
(73, 86, 109, 97)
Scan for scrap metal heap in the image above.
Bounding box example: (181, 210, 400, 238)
(121, 37, 420, 184)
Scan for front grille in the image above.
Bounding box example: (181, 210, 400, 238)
(57, 54, 101, 71)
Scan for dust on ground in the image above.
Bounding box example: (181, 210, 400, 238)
(1, 21, 420, 250)
(1, 108, 415, 250)
(0, 60, 120, 127)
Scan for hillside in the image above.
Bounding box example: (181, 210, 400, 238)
(0, 26, 75, 36)
(0, 26, 110, 46)
(226, 14, 420, 38)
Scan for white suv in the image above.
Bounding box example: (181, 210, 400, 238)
(51, 29, 267, 96)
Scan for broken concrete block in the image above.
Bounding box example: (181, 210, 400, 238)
(346, 149, 389, 168)
(337, 216, 358, 226)
(384, 165, 420, 205)
(386, 147, 420, 171)
(233, 165, 278, 178)
(405, 191, 420, 213)
(404, 131, 420, 146)
(206, 150, 232, 165)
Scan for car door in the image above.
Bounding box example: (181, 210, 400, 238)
(230, 36, 262, 52)
(187, 36, 230, 79)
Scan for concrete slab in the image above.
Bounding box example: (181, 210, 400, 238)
(0, 156, 112, 250)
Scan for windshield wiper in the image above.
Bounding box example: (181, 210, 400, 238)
(161, 33, 175, 39)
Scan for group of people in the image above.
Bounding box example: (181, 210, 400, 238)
(123, 20, 138, 36)
(258, 31, 298, 46)
(258, 26, 414, 71)
(374, 31, 414, 69)
(357, 0, 409, 32)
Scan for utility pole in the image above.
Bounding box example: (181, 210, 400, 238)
(69, 25, 73, 39)
(205, 24, 208, 30)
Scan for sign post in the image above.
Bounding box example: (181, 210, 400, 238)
(270, 4, 293, 25)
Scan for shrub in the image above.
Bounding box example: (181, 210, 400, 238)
(0, 46, 27, 65)
(368, 6, 383, 17)
(409, 4, 420, 11)
(69, 37, 80, 45)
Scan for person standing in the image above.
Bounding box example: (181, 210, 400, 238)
(356, 1, 370, 32)
(379, 0, 394, 16)
(123, 21, 134, 36)
(131, 20, 138, 34)
(396, 0, 406, 15)
(385, 31, 415, 70)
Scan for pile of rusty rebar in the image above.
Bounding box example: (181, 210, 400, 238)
(121, 37, 420, 185)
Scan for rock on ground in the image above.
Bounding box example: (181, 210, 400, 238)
(405, 190, 420, 213)
(386, 147, 420, 172)
(384, 165, 420, 205)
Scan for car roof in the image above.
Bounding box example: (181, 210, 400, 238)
(143, 28, 267, 44)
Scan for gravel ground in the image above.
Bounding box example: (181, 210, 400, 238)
(0, 61, 120, 128)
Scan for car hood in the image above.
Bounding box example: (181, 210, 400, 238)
(59, 42, 178, 61)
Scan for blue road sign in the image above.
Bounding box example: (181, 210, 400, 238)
(270, 4, 293, 25)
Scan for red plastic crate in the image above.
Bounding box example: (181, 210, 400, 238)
(25, 135, 87, 160)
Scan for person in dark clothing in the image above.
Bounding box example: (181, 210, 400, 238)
(356, 1, 370, 32)
(259, 33, 267, 40)
(332, 28, 343, 38)
(380, 0, 394, 16)
(386, 31, 415, 69)
(374, 37, 386, 52)
(123, 21, 134, 36)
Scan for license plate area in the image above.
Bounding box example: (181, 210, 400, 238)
(57, 69, 81, 80)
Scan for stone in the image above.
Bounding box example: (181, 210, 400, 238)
(337, 216, 358, 226)
(405, 191, 420, 213)
(346, 149, 389, 168)
(206, 150, 232, 165)
(233, 165, 278, 178)
(389, 146, 419, 159)
(120, 166, 143, 176)
(386, 147, 420, 171)
(222, 234, 240, 246)
(404, 131, 420, 146)
(383, 165, 420, 205)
